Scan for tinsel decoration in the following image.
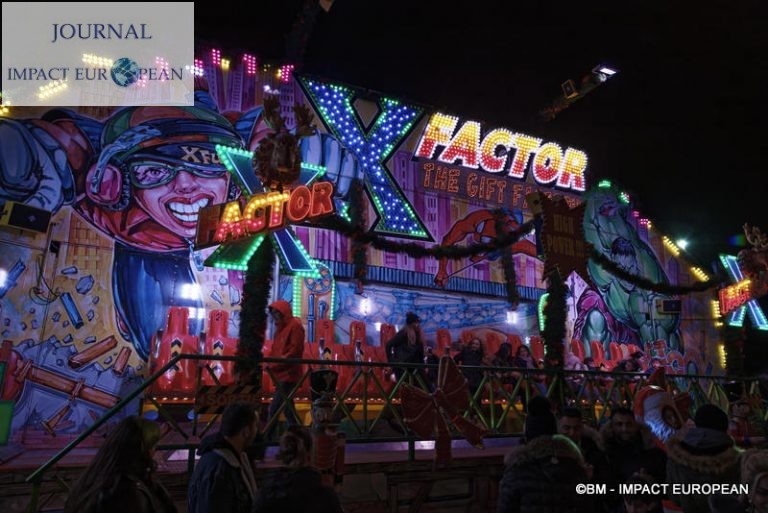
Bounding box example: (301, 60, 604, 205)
(541, 270, 567, 368)
(317, 215, 539, 261)
(722, 325, 745, 376)
(493, 210, 520, 308)
(589, 247, 724, 295)
(349, 179, 368, 294)
(236, 237, 275, 384)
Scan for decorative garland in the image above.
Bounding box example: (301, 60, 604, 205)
(349, 179, 368, 294)
(494, 210, 520, 308)
(317, 215, 538, 261)
(542, 271, 567, 368)
(236, 237, 275, 384)
(589, 247, 724, 295)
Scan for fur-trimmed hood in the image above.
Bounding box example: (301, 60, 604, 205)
(601, 419, 658, 450)
(667, 428, 742, 475)
(504, 435, 584, 467)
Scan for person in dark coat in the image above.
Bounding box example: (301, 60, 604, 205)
(496, 434, 593, 513)
(559, 408, 610, 487)
(601, 407, 667, 512)
(667, 404, 743, 513)
(454, 336, 485, 395)
(188, 403, 259, 513)
(253, 426, 343, 513)
(710, 448, 768, 513)
(64, 416, 176, 513)
(385, 312, 426, 383)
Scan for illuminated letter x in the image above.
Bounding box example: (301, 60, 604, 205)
(300, 78, 431, 240)
(203, 145, 324, 276)
(719, 254, 768, 330)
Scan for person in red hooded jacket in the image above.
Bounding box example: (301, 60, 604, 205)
(266, 300, 305, 434)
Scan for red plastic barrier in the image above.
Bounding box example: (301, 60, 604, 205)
(380, 323, 396, 346)
(201, 310, 237, 386)
(506, 334, 522, 356)
(316, 319, 335, 348)
(436, 329, 453, 357)
(151, 307, 199, 397)
(530, 336, 545, 362)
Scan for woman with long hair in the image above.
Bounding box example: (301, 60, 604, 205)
(64, 416, 176, 513)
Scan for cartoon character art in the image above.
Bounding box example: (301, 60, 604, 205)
(0, 85, 270, 361)
(579, 188, 681, 351)
(434, 209, 537, 287)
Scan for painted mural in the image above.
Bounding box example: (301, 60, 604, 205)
(0, 47, 721, 453)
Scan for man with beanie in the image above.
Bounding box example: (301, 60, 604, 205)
(667, 404, 742, 512)
(266, 300, 305, 432)
(386, 312, 426, 383)
(524, 396, 558, 442)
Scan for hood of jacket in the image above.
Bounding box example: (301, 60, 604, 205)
(269, 300, 294, 321)
(504, 435, 584, 467)
(667, 428, 742, 474)
(601, 420, 657, 450)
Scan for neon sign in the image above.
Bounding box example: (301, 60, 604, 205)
(196, 182, 335, 247)
(415, 112, 588, 192)
(719, 279, 752, 316)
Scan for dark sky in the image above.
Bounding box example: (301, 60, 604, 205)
(198, 0, 768, 269)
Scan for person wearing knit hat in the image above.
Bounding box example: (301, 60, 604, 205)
(497, 434, 593, 513)
(523, 396, 558, 442)
(385, 311, 427, 384)
(667, 403, 742, 513)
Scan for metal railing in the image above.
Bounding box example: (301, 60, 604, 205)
(24, 354, 768, 512)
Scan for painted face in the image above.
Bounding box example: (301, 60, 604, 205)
(132, 163, 229, 239)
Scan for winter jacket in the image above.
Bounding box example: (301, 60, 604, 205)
(253, 466, 343, 513)
(601, 421, 667, 484)
(666, 427, 742, 513)
(71, 474, 177, 513)
(454, 347, 485, 389)
(601, 421, 667, 512)
(385, 329, 424, 366)
(496, 436, 593, 513)
(579, 426, 610, 484)
(268, 300, 305, 383)
(187, 434, 258, 513)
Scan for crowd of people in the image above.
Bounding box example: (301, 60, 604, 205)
(498, 397, 768, 513)
(61, 308, 768, 513)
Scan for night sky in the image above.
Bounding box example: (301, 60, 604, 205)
(198, 1, 768, 368)
(199, 0, 766, 267)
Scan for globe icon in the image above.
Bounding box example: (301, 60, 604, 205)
(110, 58, 140, 87)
